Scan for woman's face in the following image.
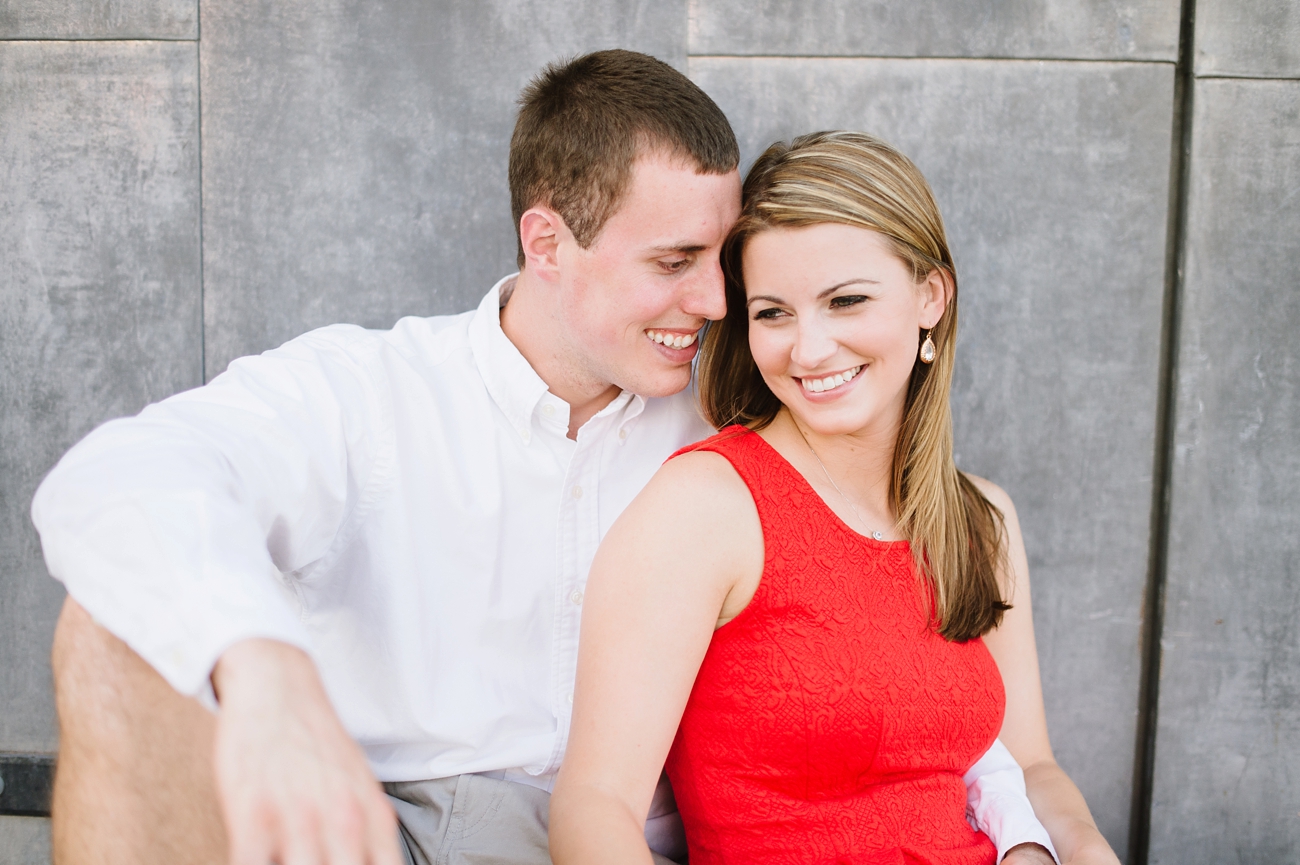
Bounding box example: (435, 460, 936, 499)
(743, 223, 947, 439)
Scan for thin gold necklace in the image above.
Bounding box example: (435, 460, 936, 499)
(792, 420, 885, 541)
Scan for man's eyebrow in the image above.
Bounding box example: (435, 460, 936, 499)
(747, 279, 880, 306)
(651, 243, 708, 254)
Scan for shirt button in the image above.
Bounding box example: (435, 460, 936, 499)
(618, 428, 628, 440)
(542, 404, 555, 417)
(570, 590, 584, 606)
(571, 485, 583, 499)
(567, 692, 574, 704)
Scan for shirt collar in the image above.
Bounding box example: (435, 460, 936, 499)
(469, 274, 551, 443)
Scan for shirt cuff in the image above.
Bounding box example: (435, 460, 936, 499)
(965, 739, 1060, 863)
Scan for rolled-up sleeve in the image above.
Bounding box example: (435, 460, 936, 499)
(964, 738, 1060, 863)
(31, 325, 388, 699)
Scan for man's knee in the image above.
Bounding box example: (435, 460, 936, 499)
(54, 598, 135, 728)
(50, 597, 225, 864)
(52, 597, 208, 745)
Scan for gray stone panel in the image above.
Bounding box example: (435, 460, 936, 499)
(0, 817, 50, 865)
(691, 56, 1174, 849)
(1195, 0, 1300, 79)
(200, 0, 686, 378)
(0, 0, 195, 39)
(1149, 79, 1300, 863)
(0, 41, 201, 751)
(690, 0, 1179, 61)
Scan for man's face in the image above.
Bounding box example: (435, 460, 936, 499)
(554, 153, 742, 398)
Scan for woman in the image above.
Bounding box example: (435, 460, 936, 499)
(550, 132, 1118, 865)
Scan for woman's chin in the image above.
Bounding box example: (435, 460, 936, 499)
(777, 391, 902, 441)
(781, 404, 870, 438)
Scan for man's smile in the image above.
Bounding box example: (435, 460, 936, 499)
(644, 328, 699, 350)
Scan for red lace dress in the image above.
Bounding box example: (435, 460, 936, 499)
(663, 428, 1003, 865)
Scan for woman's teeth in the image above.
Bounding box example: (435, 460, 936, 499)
(800, 366, 862, 393)
(646, 330, 697, 350)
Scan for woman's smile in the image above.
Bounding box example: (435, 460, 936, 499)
(795, 364, 864, 397)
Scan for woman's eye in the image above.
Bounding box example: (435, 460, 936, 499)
(661, 258, 690, 273)
(753, 307, 786, 320)
(830, 294, 867, 308)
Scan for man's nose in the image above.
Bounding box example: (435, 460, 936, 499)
(681, 254, 728, 321)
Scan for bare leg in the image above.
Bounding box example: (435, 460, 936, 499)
(50, 597, 227, 865)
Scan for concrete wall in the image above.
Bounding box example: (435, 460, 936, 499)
(1, 1, 1295, 862)
(1, 20, 201, 859)
(1147, 3, 1300, 861)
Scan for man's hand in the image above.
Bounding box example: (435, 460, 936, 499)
(212, 639, 404, 865)
(1003, 843, 1056, 865)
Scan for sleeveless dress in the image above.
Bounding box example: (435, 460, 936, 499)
(663, 427, 1004, 865)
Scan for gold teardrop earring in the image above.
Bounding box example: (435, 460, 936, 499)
(919, 329, 936, 364)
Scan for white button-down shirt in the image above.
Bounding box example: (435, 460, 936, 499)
(33, 275, 1055, 858)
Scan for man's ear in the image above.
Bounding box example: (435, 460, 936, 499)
(918, 267, 952, 329)
(519, 206, 566, 282)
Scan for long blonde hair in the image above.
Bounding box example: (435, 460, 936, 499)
(697, 131, 1008, 642)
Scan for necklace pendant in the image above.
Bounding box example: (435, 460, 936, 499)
(872, 530, 883, 541)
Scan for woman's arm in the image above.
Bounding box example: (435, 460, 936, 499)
(971, 477, 1122, 865)
(550, 451, 764, 865)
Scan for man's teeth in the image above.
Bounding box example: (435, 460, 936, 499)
(800, 366, 862, 393)
(646, 330, 697, 349)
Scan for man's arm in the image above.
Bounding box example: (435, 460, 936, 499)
(32, 329, 386, 697)
(34, 327, 401, 865)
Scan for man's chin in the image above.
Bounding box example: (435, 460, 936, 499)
(619, 367, 693, 399)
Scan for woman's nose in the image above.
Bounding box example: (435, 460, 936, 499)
(791, 317, 837, 370)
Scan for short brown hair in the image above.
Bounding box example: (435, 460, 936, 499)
(509, 50, 739, 267)
(697, 131, 1008, 643)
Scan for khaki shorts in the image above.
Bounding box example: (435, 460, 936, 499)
(385, 773, 683, 865)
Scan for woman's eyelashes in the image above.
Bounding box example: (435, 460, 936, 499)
(751, 294, 869, 321)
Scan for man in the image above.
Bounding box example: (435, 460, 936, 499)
(35, 49, 1054, 865)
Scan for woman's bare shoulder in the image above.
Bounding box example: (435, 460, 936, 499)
(583, 446, 763, 629)
(639, 449, 756, 524)
(657, 447, 748, 487)
(963, 471, 1018, 520)
(962, 471, 1031, 602)
(616, 448, 762, 576)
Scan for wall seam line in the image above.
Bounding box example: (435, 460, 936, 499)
(0, 37, 197, 43)
(686, 52, 1178, 65)
(1194, 73, 1300, 82)
(1127, 0, 1196, 861)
